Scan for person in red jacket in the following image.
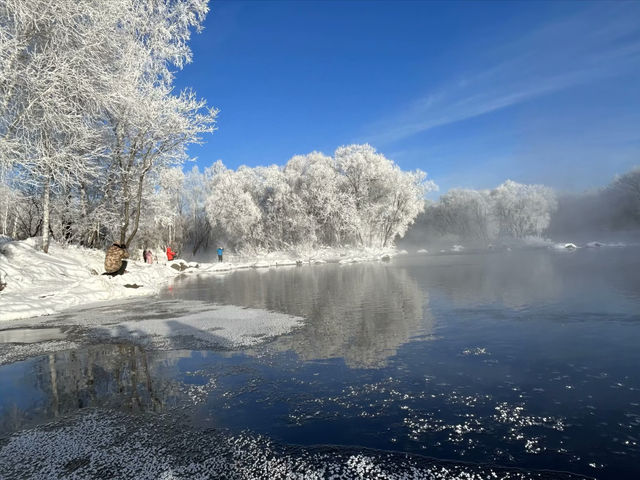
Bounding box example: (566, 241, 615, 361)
(166, 246, 177, 261)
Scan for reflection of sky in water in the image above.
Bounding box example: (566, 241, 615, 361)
(1, 248, 640, 479)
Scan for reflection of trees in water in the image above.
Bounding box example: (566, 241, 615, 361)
(0, 345, 189, 433)
(178, 264, 432, 368)
(280, 265, 432, 368)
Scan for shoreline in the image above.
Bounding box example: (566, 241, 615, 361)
(0, 237, 398, 322)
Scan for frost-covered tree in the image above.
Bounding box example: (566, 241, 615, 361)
(254, 165, 316, 249)
(182, 165, 216, 255)
(334, 144, 435, 247)
(158, 167, 186, 246)
(607, 167, 640, 226)
(410, 180, 557, 244)
(0, 0, 128, 252)
(205, 145, 435, 251)
(491, 180, 557, 238)
(205, 163, 264, 250)
(0, 168, 20, 237)
(101, 0, 217, 248)
(0, 0, 216, 252)
(548, 166, 640, 236)
(284, 152, 355, 245)
(433, 189, 496, 241)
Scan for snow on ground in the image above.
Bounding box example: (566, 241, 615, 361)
(0, 238, 398, 322)
(0, 237, 182, 321)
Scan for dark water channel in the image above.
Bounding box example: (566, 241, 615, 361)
(1, 248, 640, 479)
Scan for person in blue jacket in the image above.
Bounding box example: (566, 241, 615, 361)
(217, 246, 224, 262)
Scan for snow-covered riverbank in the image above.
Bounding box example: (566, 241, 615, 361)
(0, 237, 397, 322)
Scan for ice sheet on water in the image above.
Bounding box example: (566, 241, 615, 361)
(0, 410, 590, 480)
(0, 339, 79, 366)
(0, 299, 304, 365)
(0, 327, 66, 344)
(91, 303, 304, 350)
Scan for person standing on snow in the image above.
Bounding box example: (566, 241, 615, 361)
(217, 246, 224, 262)
(103, 243, 129, 276)
(146, 250, 153, 264)
(166, 245, 177, 261)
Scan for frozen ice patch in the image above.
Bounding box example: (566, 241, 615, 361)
(0, 339, 79, 366)
(0, 327, 66, 344)
(94, 304, 304, 349)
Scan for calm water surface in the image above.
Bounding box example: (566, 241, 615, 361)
(1, 248, 639, 479)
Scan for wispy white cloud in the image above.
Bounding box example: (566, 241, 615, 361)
(366, 3, 640, 145)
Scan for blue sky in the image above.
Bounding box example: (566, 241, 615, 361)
(174, 0, 640, 196)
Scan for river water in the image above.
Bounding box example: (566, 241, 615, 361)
(1, 247, 639, 479)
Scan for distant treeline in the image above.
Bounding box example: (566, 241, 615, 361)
(405, 167, 640, 246)
(548, 168, 640, 237)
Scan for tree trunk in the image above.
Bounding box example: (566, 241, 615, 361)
(79, 184, 88, 245)
(11, 212, 18, 239)
(42, 173, 52, 253)
(2, 201, 8, 236)
(125, 168, 150, 248)
(120, 195, 129, 245)
(0, 169, 6, 235)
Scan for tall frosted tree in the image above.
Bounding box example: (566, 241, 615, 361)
(182, 165, 216, 255)
(106, 85, 216, 248)
(284, 152, 355, 245)
(0, 0, 126, 252)
(333, 144, 435, 247)
(101, 0, 217, 248)
(0, 0, 216, 251)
